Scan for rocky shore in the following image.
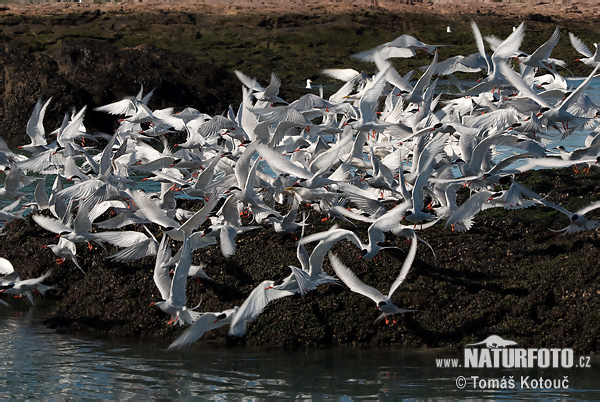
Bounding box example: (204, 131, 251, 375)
(0, 167, 597, 353)
(0, 3, 598, 353)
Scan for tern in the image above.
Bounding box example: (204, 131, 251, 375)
(0, 270, 54, 305)
(328, 233, 418, 324)
(150, 235, 201, 326)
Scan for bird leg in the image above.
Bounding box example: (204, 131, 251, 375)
(87, 242, 93, 250)
(55, 258, 65, 265)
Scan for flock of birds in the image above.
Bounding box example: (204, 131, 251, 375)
(0, 20, 599, 349)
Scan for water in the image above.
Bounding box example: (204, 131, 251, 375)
(0, 303, 598, 399)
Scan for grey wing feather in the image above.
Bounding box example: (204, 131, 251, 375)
(168, 312, 231, 350)
(153, 236, 172, 301)
(170, 235, 192, 307)
(387, 233, 418, 298)
(328, 252, 385, 304)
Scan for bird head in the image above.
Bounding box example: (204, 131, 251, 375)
(376, 301, 387, 310)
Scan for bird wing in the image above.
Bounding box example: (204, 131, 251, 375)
(320, 68, 361, 82)
(168, 309, 236, 350)
(108, 237, 158, 262)
(445, 191, 493, 230)
(32, 214, 71, 235)
(178, 195, 220, 235)
(18, 270, 52, 289)
(234, 70, 266, 92)
(130, 190, 180, 229)
(289, 265, 311, 297)
(410, 51, 438, 101)
(577, 200, 600, 216)
(228, 280, 284, 337)
(153, 236, 172, 301)
(491, 21, 525, 61)
(357, 67, 389, 123)
(263, 73, 283, 99)
(33, 176, 50, 210)
(219, 225, 238, 258)
(559, 62, 600, 111)
(26, 97, 52, 146)
(366, 207, 408, 248)
(296, 242, 310, 273)
(58, 106, 87, 146)
(387, 233, 418, 298)
(328, 252, 385, 303)
(530, 27, 560, 61)
(169, 234, 192, 307)
(498, 62, 550, 108)
(93, 98, 137, 116)
(255, 144, 313, 179)
(0, 258, 15, 275)
(93, 230, 152, 248)
(470, 20, 492, 73)
(569, 32, 593, 58)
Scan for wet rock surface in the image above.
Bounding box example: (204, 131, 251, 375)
(0, 39, 239, 147)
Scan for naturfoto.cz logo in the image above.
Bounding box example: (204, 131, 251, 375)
(435, 335, 592, 370)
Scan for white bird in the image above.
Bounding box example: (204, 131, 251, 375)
(0, 167, 32, 200)
(150, 234, 201, 325)
(0, 270, 54, 305)
(499, 60, 600, 132)
(328, 233, 418, 324)
(19, 97, 52, 153)
(167, 306, 240, 349)
(43, 237, 85, 275)
(538, 199, 600, 234)
(460, 20, 526, 96)
(93, 85, 155, 117)
(515, 27, 562, 73)
(0, 257, 20, 284)
(234, 70, 287, 104)
(569, 32, 600, 67)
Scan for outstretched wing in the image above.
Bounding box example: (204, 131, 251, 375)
(168, 310, 235, 350)
(387, 233, 418, 299)
(328, 253, 384, 304)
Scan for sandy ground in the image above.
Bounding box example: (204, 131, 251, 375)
(2, 0, 599, 22)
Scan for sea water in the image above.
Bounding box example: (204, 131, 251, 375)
(0, 302, 598, 399)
